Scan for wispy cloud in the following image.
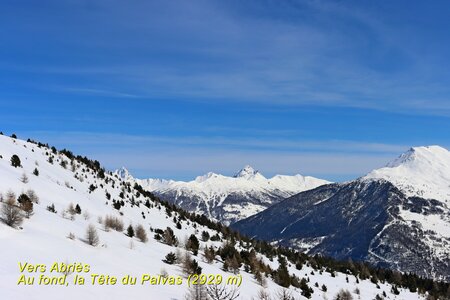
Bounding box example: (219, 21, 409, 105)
(51, 87, 140, 98)
(27, 131, 408, 154)
(2, 1, 450, 115)
(21, 131, 418, 181)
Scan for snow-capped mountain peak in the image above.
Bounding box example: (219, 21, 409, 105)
(114, 166, 133, 181)
(365, 145, 450, 203)
(385, 145, 449, 168)
(194, 171, 222, 182)
(233, 165, 263, 179)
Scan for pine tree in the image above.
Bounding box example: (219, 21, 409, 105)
(17, 193, 31, 204)
(47, 203, 57, 213)
(33, 168, 39, 176)
(275, 257, 291, 288)
(300, 278, 313, 298)
(75, 204, 81, 214)
(201, 231, 210, 242)
(144, 199, 150, 208)
(163, 227, 178, 246)
(186, 234, 200, 255)
(164, 252, 177, 264)
(10, 154, 21, 168)
(127, 224, 135, 237)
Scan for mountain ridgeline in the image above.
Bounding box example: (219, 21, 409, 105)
(117, 165, 329, 225)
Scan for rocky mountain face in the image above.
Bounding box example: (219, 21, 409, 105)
(233, 147, 450, 281)
(120, 165, 330, 225)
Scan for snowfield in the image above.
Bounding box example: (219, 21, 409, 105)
(0, 135, 426, 299)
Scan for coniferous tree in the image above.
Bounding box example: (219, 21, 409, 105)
(17, 193, 31, 205)
(299, 278, 313, 298)
(163, 227, 178, 246)
(17, 193, 33, 218)
(186, 234, 200, 255)
(127, 224, 135, 237)
(33, 168, 39, 176)
(201, 231, 210, 242)
(10, 154, 21, 168)
(47, 203, 57, 213)
(164, 252, 177, 264)
(75, 204, 81, 214)
(275, 257, 291, 288)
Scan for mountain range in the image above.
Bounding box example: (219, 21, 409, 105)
(116, 165, 329, 224)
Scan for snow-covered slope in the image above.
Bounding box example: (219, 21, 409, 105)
(0, 135, 425, 300)
(365, 145, 450, 203)
(125, 165, 330, 224)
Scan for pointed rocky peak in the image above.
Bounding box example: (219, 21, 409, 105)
(365, 145, 450, 202)
(114, 167, 133, 181)
(233, 165, 265, 179)
(385, 145, 450, 168)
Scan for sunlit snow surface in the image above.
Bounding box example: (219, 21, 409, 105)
(0, 136, 424, 299)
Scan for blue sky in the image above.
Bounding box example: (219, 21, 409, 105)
(1, 0, 450, 181)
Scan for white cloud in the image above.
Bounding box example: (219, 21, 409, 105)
(22, 131, 417, 181)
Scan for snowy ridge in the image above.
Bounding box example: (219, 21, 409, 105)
(132, 165, 330, 224)
(0, 134, 423, 300)
(140, 166, 327, 195)
(365, 145, 450, 203)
